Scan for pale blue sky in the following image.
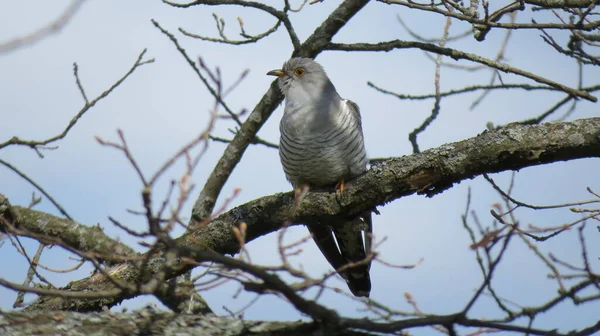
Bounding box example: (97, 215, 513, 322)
(1, 0, 599, 333)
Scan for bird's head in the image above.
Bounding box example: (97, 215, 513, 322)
(267, 57, 335, 99)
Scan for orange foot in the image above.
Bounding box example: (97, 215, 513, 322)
(335, 179, 346, 195)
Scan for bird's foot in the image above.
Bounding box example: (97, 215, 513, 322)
(334, 180, 347, 204)
(335, 179, 346, 196)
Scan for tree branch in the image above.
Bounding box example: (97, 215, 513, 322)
(0, 195, 135, 261)
(0, 49, 154, 153)
(2, 306, 599, 335)
(11, 117, 600, 312)
(327, 41, 597, 102)
(0, 0, 86, 54)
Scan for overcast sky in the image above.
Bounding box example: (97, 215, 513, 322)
(1, 0, 599, 333)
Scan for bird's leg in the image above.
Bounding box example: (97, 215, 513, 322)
(294, 184, 310, 200)
(290, 184, 310, 215)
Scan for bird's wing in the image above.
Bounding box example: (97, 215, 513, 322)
(345, 99, 363, 128)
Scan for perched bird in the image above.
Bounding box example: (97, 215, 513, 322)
(267, 57, 372, 297)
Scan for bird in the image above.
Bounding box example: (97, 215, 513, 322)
(267, 57, 373, 297)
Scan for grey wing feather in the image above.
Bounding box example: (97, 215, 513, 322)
(346, 99, 363, 128)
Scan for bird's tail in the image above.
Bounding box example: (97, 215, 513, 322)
(307, 212, 373, 297)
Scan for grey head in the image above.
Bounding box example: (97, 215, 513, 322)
(266, 57, 341, 106)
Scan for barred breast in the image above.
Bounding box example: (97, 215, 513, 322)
(279, 99, 367, 188)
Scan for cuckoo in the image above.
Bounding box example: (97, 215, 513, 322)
(267, 57, 373, 297)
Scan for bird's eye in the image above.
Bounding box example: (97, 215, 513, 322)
(294, 67, 305, 77)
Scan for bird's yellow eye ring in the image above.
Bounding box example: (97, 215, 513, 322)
(294, 67, 305, 77)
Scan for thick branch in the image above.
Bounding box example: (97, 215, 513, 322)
(525, 0, 598, 8)
(193, 117, 600, 254)
(14, 117, 600, 312)
(2, 307, 598, 336)
(0, 195, 135, 261)
(0, 309, 323, 336)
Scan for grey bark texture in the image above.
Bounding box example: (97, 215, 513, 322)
(0, 307, 370, 336)
(1, 117, 598, 313)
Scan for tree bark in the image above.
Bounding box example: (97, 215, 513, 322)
(0, 308, 372, 336)
(2, 117, 598, 313)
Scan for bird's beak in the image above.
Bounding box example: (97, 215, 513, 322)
(266, 69, 284, 77)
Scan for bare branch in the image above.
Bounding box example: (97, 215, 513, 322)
(367, 82, 570, 100)
(0, 0, 86, 54)
(0, 159, 73, 220)
(162, 0, 301, 49)
(378, 0, 600, 32)
(0, 49, 154, 153)
(327, 41, 597, 102)
(152, 20, 244, 126)
(408, 15, 451, 153)
(179, 16, 281, 45)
